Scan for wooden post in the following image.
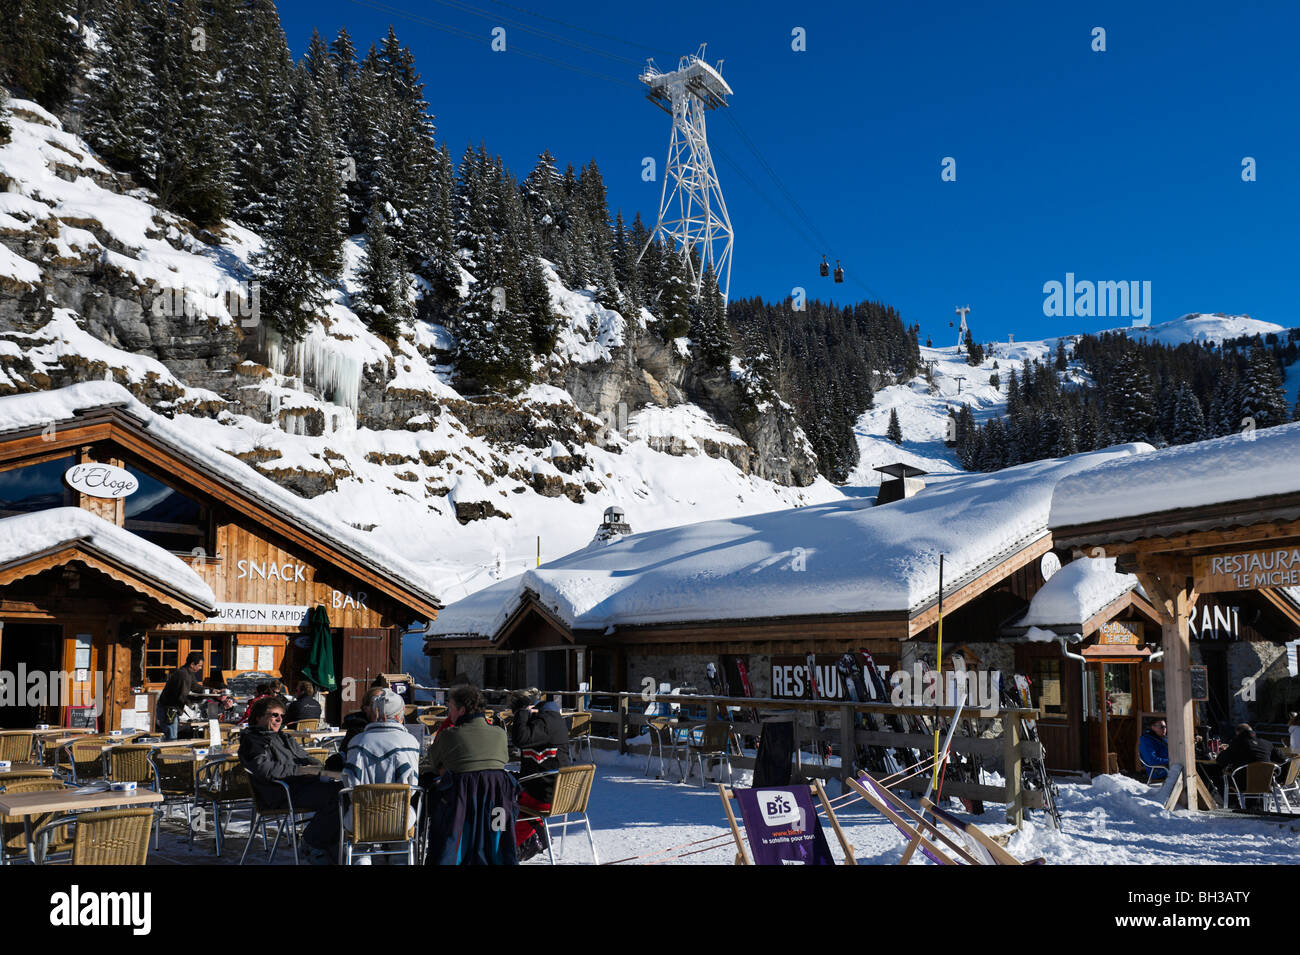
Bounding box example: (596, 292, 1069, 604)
(617, 694, 628, 756)
(839, 704, 855, 794)
(1138, 567, 1198, 811)
(1003, 710, 1022, 827)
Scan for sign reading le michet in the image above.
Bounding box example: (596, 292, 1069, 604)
(1194, 546, 1300, 593)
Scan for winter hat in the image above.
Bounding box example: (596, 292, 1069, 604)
(372, 688, 405, 720)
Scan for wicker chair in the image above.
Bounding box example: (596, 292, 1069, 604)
(567, 712, 593, 763)
(643, 717, 680, 780)
(239, 779, 313, 866)
(517, 763, 598, 864)
(196, 756, 253, 857)
(0, 779, 73, 865)
(154, 752, 201, 850)
(337, 783, 423, 864)
(304, 748, 332, 765)
(290, 719, 321, 732)
(38, 808, 154, 865)
(1227, 761, 1283, 811)
(1277, 756, 1300, 811)
(0, 769, 55, 783)
(60, 737, 109, 783)
(0, 733, 35, 763)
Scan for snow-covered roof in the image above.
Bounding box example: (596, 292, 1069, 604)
(1013, 557, 1138, 631)
(1050, 422, 1300, 530)
(428, 444, 1151, 639)
(0, 383, 440, 612)
(0, 507, 216, 611)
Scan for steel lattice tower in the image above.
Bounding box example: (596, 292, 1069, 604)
(639, 47, 734, 302)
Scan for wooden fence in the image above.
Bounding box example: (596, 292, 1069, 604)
(422, 685, 1047, 826)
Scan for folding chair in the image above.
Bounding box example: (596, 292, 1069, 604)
(919, 797, 1045, 864)
(845, 774, 979, 865)
(518, 764, 598, 864)
(718, 780, 856, 865)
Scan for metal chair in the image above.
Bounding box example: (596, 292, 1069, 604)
(60, 737, 109, 783)
(154, 752, 202, 850)
(685, 721, 733, 787)
(37, 808, 154, 865)
(105, 744, 162, 846)
(1274, 757, 1300, 811)
(567, 712, 593, 763)
(1227, 761, 1283, 812)
(517, 764, 598, 864)
(239, 779, 313, 865)
(337, 783, 423, 864)
(643, 716, 680, 779)
(196, 755, 253, 857)
(1139, 754, 1168, 785)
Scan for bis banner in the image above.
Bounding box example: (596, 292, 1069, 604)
(732, 786, 834, 865)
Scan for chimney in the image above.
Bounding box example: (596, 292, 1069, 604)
(873, 463, 927, 506)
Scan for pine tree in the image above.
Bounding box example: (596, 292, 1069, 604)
(80, 0, 157, 177)
(1238, 347, 1289, 431)
(454, 249, 532, 393)
(1055, 339, 1068, 371)
(354, 201, 409, 339)
(1171, 381, 1207, 445)
(658, 245, 691, 341)
(0, 0, 80, 112)
(690, 266, 731, 370)
(1105, 350, 1157, 442)
(287, 77, 346, 279)
(886, 407, 903, 445)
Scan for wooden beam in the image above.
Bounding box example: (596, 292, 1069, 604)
(908, 536, 1052, 636)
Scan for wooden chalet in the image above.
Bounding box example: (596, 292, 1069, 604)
(0, 383, 441, 730)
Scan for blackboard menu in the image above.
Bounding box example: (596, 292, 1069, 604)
(1190, 665, 1209, 702)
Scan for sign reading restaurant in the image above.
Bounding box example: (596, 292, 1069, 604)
(1194, 546, 1300, 593)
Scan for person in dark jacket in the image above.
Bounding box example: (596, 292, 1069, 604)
(285, 680, 323, 726)
(1216, 723, 1287, 777)
(238, 696, 343, 864)
(510, 689, 570, 859)
(157, 652, 205, 740)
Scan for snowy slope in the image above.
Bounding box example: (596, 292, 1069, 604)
(1111, 312, 1287, 347)
(0, 97, 842, 614)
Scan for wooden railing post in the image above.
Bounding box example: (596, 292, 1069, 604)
(1003, 711, 1023, 828)
(618, 694, 628, 755)
(839, 705, 855, 794)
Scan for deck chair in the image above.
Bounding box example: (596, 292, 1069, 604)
(918, 797, 1045, 864)
(718, 780, 855, 865)
(846, 774, 979, 866)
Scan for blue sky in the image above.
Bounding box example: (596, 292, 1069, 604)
(277, 0, 1300, 346)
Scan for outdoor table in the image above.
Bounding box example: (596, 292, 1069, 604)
(0, 762, 51, 777)
(0, 786, 163, 863)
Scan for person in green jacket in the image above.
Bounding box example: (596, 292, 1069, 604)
(424, 685, 508, 776)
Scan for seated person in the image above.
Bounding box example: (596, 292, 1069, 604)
(1216, 723, 1287, 777)
(422, 684, 515, 865)
(285, 680, 323, 726)
(325, 680, 388, 772)
(1138, 719, 1170, 780)
(343, 688, 421, 835)
(238, 696, 343, 864)
(509, 688, 570, 859)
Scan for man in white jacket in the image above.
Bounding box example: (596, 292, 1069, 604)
(342, 688, 420, 852)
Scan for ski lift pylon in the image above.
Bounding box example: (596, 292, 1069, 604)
(819, 255, 829, 278)
(833, 260, 843, 283)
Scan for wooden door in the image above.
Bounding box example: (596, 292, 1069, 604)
(340, 627, 395, 697)
(1015, 642, 1083, 772)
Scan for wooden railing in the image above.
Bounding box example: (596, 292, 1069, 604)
(416, 686, 1046, 826)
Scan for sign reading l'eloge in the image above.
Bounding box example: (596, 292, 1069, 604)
(64, 463, 139, 499)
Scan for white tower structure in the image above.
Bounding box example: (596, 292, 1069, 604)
(955, 305, 971, 349)
(639, 46, 734, 302)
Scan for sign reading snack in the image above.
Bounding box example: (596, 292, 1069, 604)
(209, 603, 310, 627)
(1195, 546, 1300, 592)
(64, 463, 138, 499)
(1099, 621, 1142, 645)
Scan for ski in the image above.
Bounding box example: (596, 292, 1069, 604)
(1002, 673, 1062, 828)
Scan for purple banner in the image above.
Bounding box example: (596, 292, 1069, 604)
(732, 786, 834, 865)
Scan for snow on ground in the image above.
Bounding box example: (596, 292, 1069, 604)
(1110, 313, 1287, 347)
(148, 751, 1300, 865)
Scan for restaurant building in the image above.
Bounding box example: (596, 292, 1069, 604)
(0, 382, 441, 730)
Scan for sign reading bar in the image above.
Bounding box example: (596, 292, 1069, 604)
(209, 603, 310, 627)
(1195, 546, 1300, 593)
(1099, 621, 1142, 645)
(64, 463, 138, 500)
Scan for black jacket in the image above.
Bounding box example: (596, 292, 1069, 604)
(285, 696, 322, 725)
(1216, 732, 1286, 773)
(511, 701, 570, 800)
(238, 725, 317, 800)
(158, 666, 202, 709)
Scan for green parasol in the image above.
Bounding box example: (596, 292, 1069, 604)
(301, 604, 336, 691)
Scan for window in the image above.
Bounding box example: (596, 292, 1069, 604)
(123, 465, 207, 553)
(0, 455, 75, 516)
(1031, 657, 1067, 718)
(145, 636, 180, 685)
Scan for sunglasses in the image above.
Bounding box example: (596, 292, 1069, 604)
(267, 713, 285, 721)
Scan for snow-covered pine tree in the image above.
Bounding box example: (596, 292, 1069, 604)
(1170, 380, 1207, 445)
(1055, 338, 1068, 372)
(658, 245, 691, 342)
(0, 0, 79, 111)
(284, 73, 346, 280)
(886, 407, 903, 445)
(523, 150, 566, 262)
(1238, 346, 1289, 431)
(453, 247, 532, 394)
(1208, 366, 1240, 437)
(80, 0, 158, 177)
(418, 142, 461, 312)
(455, 144, 493, 274)
(152, 0, 234, 227)
(354, 201, 410, 339)
(1053, 407, 1079, 456)
(1105, 349, 1156, 442)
